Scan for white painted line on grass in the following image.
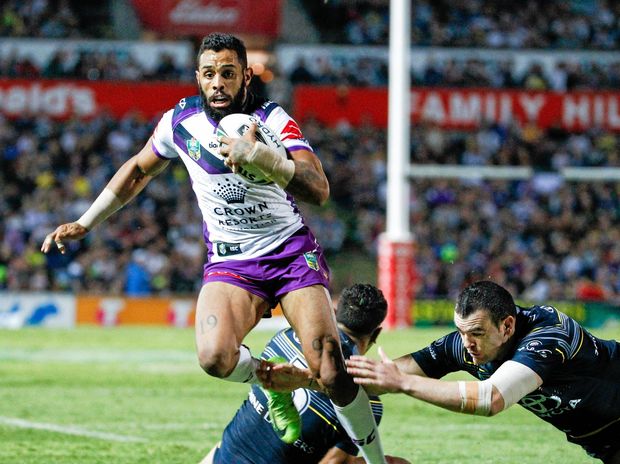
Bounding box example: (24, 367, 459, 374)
(0, 416, 147, 443)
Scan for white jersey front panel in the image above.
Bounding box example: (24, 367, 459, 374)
(151, 96, 314, 262)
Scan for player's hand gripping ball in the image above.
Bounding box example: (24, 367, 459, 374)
(217, 113, 287, 185)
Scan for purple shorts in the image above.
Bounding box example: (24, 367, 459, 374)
(202, 227, 331, 308)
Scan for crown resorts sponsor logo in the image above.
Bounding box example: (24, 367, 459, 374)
(213, 178, 248, 204)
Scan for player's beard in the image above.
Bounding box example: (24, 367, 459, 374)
(201, 86, 247, 122)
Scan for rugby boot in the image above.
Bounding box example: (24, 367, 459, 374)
(264, 356, 302, 444)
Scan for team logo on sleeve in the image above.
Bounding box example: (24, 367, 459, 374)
(187, 137, 201, 161)
(281, 119, 304, 141)
(303, 252, 320, 271)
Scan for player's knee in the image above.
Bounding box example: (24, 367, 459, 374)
(197, 345, 236, 378)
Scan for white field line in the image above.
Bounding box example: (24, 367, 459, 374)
(0, 416, 146, 443)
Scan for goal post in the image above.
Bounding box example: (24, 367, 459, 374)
(379, 0, 415, 329)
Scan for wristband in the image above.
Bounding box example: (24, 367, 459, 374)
(76, 188, 123, 230)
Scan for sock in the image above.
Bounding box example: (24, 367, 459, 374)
(222, 344, 260, 384)
(332, 385, 387, 464)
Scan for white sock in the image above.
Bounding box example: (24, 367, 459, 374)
(332, 386, 387, 464)
(222, 344, 260, 384)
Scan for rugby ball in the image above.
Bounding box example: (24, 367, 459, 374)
(217, 113, 287, 185)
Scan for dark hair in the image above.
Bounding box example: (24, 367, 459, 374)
(455, 280, 516, 326)
(196, 33, 248, 69)
(336, 284, 387, 336)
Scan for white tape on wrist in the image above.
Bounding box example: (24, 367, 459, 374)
(457, 380, 492, 416)
(248, 142, 295, 188)
(76, 188, 123, 230)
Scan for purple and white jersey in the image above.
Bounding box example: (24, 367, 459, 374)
(151, 95, 314, 262)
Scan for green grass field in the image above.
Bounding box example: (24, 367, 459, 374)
(1, 325, 617, 463)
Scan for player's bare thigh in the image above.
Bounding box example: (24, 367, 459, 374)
(280, 285, 345, 385)
(195, 281, 270, 374)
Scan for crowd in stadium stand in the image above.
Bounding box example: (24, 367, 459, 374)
(302, 0, 620, 49)
(4, 46, 620, 93)
(1, 109, 619, 302)
(0, 0, 92, 39)
(288, 55, 620, 90)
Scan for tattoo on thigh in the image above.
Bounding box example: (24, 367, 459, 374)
(201, 315, 218, 334)
(312, 338, 323, 353)
(325, 335, 345, 371)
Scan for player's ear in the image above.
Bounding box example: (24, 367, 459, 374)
(369, 327, 382, 345)
(502, 315, 515, 338)
(244, 66, 253, 86)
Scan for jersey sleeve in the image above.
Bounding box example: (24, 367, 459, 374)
(412, 332, 467, 378)
(264, 105, 314, 154)
(151, 108, 178, 159)
(510, 330, 569, 382)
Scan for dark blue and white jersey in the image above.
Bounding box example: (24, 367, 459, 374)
(214, 328, 383, 464)
(413, 305, 620, 442)
(151, 95, 314, 263)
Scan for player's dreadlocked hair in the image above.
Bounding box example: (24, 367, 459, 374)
(336, 284, 387, 337)
(197, 33, 248, 69)
(455, 280, 516, 326)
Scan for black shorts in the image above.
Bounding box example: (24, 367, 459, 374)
(568, 417, 620, 462)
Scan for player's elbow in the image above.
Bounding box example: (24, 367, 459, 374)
(316, 184, 330, 206)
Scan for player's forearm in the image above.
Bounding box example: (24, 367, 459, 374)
(78, 155, 162, 230)
(285, 159, 330, 205)
(399, 375, 463, 413)
(401, 376, 506, 416)
(106, 155, 161, 203)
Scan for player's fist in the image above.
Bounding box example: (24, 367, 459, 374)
(218, 123, 257, 171)
(41, 222, 89, 254)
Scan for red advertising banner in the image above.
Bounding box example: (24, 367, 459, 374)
(293, 85, 620, 132)
(131, 0, 282, 37)
(0, 79, 195, 119)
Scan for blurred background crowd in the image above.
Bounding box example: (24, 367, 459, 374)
(1, 0, 619, 304)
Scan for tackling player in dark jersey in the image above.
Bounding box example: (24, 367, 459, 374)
(345, 280, 620, 463)
(201, 284, 410, 464)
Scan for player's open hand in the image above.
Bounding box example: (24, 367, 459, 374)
(257, 359, 314, 393)
(346, 347, 404, 395)
(41, 222, 89, 254)
(218, 123, 257, 172)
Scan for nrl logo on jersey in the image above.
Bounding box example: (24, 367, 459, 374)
(187, 137, 201, 161)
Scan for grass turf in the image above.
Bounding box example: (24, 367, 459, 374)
(1, 325, 617, 463)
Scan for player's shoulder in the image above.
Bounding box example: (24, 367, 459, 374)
(171, 95, 203, 129)
(517, 304, 578, 336)
(515, 304, 583, 357)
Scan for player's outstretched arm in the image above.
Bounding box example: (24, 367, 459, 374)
(347, 349, 542, 417)
(41, 138, 169, 254)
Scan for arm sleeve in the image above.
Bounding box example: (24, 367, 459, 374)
(412, 332, 466, 379)
(264, 105, 314, 154)
(151, 109, 178, 159)
(510, 332, 567, 382)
